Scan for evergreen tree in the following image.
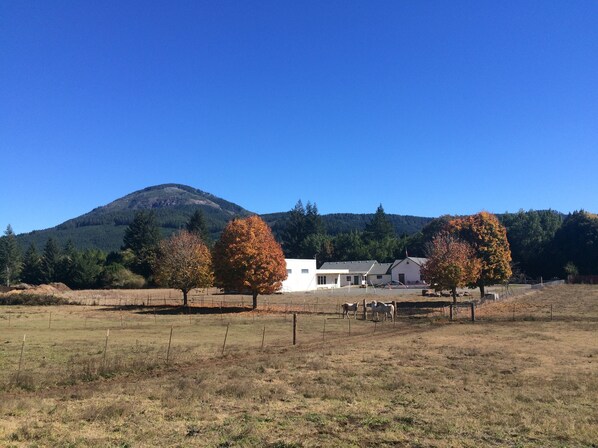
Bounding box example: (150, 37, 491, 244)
(57, 240, 77, 285)
(545, 211, 598, 277)
(364, 205, 395, 242)
(69, 249, 105, 289)
(186, 209, 210, 243)
(0, 224, 22, 286)
(281, 200, 306, 258)
(40, 238, 60, 283)
(304, 202, 324, 236)
(21, 243, 43, 285)
(122, 211, 161, 279)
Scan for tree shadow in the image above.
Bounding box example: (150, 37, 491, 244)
(97, 305, 254, 315)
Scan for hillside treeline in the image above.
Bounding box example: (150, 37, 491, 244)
(1, 208, 597, 289)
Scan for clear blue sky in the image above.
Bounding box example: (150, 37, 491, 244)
(1, 1, 597, 233)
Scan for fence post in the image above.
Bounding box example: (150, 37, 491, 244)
(293, 314, 297, 346)
(102, 329, 110, 369)
(166, 326, 173, 364)
(362, 299, 367, 320)
(550, 304, 553, 321)
(471, 302, 475, 322)
(322, 319, 326, 341)
(221, 323, 230, 355)
(261, 325, 266, 351)
(16, 334, 26, 382)
(392, 301, 397, 320)
(348, 317, 351, 335)
(449, 305, 453, 321)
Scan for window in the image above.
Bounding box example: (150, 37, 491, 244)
(377, 275, 382, 279)
(334, 278, 338, 284)
(317, 276, 327, 285)
(287, 269, 292, 274)
(301, 269, 309, 274)
(346, 276, 351, 281)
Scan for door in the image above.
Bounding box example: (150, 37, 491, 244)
(398, 273, 405, 284)
(353, 275, 359, 285)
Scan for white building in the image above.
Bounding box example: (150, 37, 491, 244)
(318, 260, 378, 287)
(390, 257, 428, 285)
(315, 268, 349, 289)
(280, 259, 317, 292)
(366, 262, 393, 286)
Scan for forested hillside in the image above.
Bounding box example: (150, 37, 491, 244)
(4, 184, 597, 287)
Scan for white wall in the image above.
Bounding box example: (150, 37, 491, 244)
(391, 259, 425, 284)
(314, 270, 348, 289)
(281, 259, 317, 292)
(367, 274, 392, 285)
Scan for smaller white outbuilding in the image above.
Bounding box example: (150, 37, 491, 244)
(390, 257, 428, 285)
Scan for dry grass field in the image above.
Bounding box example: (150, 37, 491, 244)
(0, 284, 596, 447)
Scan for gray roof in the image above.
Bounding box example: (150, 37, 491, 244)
(368, 262, 393, 276)
(319, 260, 378, 274)
(392, 257, 428, 268)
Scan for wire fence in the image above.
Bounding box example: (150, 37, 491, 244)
(1, 282, 592, 392)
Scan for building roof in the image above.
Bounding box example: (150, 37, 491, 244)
(368, 262, 393, 276)
(392, 257, 428, 268)
(319, 260, 378, 274)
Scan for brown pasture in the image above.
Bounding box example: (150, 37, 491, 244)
(0, 284, 596, 447)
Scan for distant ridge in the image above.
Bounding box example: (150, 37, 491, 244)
(16, 184, 433, 252)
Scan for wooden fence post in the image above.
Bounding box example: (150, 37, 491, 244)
(261, 325, 266, 351)
(362, 299, 367, 320)
(449, 305, 453, 321)
(471, 302, 475, 322)
(293, 314, 297, 346)
(348, 317, 351, 336)
(102, 329, 110, 369)
(16, 334, 26, 382)
(550, 304, 553, 321)
(166, 326, 173, 364)
(392, 301, 397, 320)
(221, 323, 229, 355)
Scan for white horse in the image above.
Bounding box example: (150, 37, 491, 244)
(341, 302, 359, 319)
(368, 300, 395, 322)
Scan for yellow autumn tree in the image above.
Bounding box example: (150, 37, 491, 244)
(448, 212, 512, 297)
(213, 216, 288, 309)
(153, 230, 213, 306)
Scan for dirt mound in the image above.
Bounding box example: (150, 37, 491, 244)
(5, 283, 70, 296)
(49, 282, 71, 292)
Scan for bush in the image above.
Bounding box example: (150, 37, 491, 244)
(99, 264, 146, 289)
(0, 294, 70, 306)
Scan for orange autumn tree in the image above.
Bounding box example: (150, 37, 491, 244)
(213, 216, 287, 309)
(448, 212, 512, 298)
(420, 232, 482, 303)
(153, 230, 213, 306)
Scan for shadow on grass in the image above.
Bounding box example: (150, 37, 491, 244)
(97, 305, 254, 315)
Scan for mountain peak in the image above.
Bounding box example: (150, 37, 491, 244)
(98, 183, 234, 212)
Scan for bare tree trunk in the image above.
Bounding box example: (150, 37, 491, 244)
(252, 291, 258, 310)
(479, 284, 485, 299)
(183, 290, 188, 307)
(452, 287, 457, 304)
